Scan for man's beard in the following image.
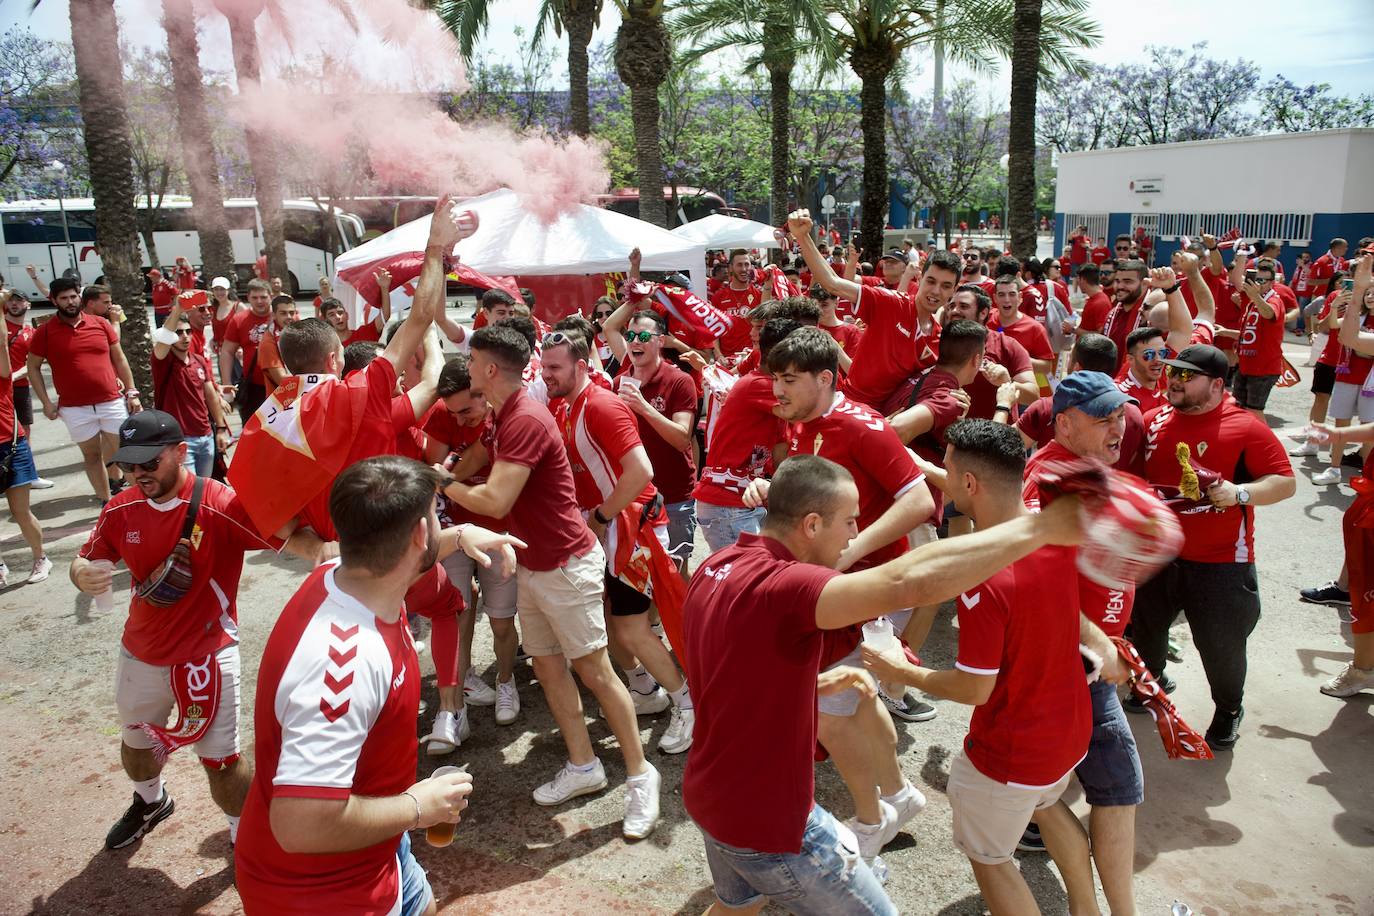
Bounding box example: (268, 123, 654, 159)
(418, 520, 439, 575)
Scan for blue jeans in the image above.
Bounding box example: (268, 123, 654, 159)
(397, 831, 434, 916)
(182, 435, 215, 477)
(695, 501, 765, 554)
(1074, 679, 1144, 806)
(665, 498, 698, 562)
(701, 805, 896, 915)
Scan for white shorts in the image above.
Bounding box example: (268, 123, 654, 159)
(1328, 381, 1374, 422)
(115, 643, 241, 761)
(60, 398, 128, 442)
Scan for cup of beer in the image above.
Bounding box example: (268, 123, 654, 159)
(425, 764, 467, 848)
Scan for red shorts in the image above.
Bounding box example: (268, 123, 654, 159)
(1343, 500, 1374, 635)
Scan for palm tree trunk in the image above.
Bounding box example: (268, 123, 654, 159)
(768, 63, 792, 226)
(627, 83, 668, 227)
(566, 3, 595, 138)
(224, 10, 288, 285)
(857, 70, 888, 260)
(1008, 0, 1042, 260)
(162, 0, 235, 282)
(68, 0, 152, 394)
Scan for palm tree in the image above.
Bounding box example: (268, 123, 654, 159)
(1007, 0, 1042, 259)
(674, 0, 838, 225)
(67, 0, 152, 391)
(162, 0, 236, 283)
(613, 0, 671, 227)
(213, 0, 288, 287)
(435, 0, 605, 138)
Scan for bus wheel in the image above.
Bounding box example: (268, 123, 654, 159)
(288, 272, 300, 298)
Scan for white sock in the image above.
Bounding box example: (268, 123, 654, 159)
(132, 776, 164, 804)
(570, 758, 599, 774)
(881, 783, 914, 807)
(624, 665, 657, 695)
(226, 814, 240, 844)
(669, 682, 693, 710)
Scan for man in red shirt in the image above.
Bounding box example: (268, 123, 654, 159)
(543, 331, 695, 753)
(710, 249, 762, 357)
(1116, 327, 1168, 413)
(440, 325, 662, 839)
(1229, 257, 1286, 420)
(234, 456, 515, 915)
(27, 277, 141, 503)
(69, 410, 314, 851)
(1066, 224, 1090, 277)
(173, 256, 198, 292)
(694, 320, 798, 552)
(1101, 259, 1150, 374)
(1075, 263, 1113, 334)
(1310, 237, 1349, 305)
(219, 278, 274, 424)
(863, 420, 1122, 916)
(960, 248, 996, 297)
(1091, 237, 1112, 266)
(944, 286, 1037, 424)
(812, 286, 864, 373)
(992, 276, 1055, 394)
(148, 268, 179, 321)
(1133, 345, 1295, 750)
(151, 298, 231, 476)
(764, 328, 935, 856)
(254, 295, 300, 397)
(684, 452, 1088, 914)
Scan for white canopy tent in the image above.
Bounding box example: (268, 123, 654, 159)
(671, 213, 781, 249)
(332, 188, 708, 321)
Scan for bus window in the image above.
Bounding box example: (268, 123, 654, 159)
(337, 214, 362, 251)
(225, 205, 258, 231)
(281, 209, 328, 250)
(2, 210, 98, 244)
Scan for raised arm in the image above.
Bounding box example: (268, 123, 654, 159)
(382, 198, 465, 373)
(789, 210, 861, 303)
(1340, 254, 1374, 355)
(1151, 266, 1192, 353)
(1176, 251, 1215, 326)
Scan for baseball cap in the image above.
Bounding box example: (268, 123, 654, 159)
(879, 247, 907, 263)
(112, 410, 184, 464)
(1162, 344, 1228, 378)
(210, 276, 231, 290)
(1052, 371, 1133, 418)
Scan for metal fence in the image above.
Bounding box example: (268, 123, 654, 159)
(1062, 212, 1110, 244)
(1151, 212, 1314, 245)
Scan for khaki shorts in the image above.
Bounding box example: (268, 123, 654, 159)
(115, 643, 241, 761)
(948, 750, 1071, 865)
(516, 542, 607, 660)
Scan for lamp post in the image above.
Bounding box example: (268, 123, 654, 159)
(43, 160, 80, 285)
(999, 153, 1010, 251)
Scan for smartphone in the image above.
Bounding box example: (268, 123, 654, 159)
(1343, 278, 1355, 291)
(1245, 270, 1257, 283)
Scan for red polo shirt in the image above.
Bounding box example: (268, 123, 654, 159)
(28, 313, 120, 406)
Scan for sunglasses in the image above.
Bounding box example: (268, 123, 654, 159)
(963, 253, 980, 259)
(593, 310, 614, 320)
(1141, 347, 1172, 361)
(174, 327, 193, 336)
(116, 451, 169, 473)
(626, 330, 659, 343)
(1165, 366, 1203, 382)
(542, 331, 575, 348)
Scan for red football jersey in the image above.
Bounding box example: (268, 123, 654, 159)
(843, 284, 940, 409)
(556, 383, 656, 510)
(710, 285, 763, 356)
(694, 370, 781, 508)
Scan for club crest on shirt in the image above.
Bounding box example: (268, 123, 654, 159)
(1197, 441, 1208, 456)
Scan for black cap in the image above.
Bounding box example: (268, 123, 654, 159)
(878, 247, 907, 263)
(1162, 344, 1228, 379)
(112, 410, 184, 463)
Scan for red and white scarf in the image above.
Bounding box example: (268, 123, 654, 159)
(136, 654, 222, 763)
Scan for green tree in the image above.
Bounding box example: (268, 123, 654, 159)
(613, 0, 672, 227)
(674, 0, 837, 224)
(1007, 0, 1041, 258)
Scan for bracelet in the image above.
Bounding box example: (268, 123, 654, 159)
(1162, 283, 1181, 296)
(994, 404, 1012, 414)
(593, 507, 611, 525)
(402, 790, 421, 830)
(125, 390, 141, 399)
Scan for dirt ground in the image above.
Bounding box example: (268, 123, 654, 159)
(1, 330, 1370, 916)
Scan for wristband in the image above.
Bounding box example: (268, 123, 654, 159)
(125, 389, 141, 399)
(152, 327, 179, 346)
(994, 404, 1012, 414)
(1162, 284, 1181, 296)
(593, 507, 612, 526)
(402, 790, 421, 830)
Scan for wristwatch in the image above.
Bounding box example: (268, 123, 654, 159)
(1236, 486, 1251, 506)
(593, 507, 612, 525)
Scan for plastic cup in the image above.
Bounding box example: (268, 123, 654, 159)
(92, 560, 115, 613)
(619, 376, 641, 393)
(425, 764, 467, 848)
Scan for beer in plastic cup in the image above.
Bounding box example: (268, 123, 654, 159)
(619, 375, 641, 393)
(425, 764, 467, 847)
(92, 559, 115, 613)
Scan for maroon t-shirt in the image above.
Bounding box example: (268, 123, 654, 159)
(617, 359, 698, 503)
(966, 332, 1032, 421)
(491, 388, 596, 571)
(1016, 398, 1147, 477)
(151, 349, 214, 437)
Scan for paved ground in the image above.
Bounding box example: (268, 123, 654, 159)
(0, 326, 1371, 916)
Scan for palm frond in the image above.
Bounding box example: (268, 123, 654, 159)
(432, 0, 497, 60)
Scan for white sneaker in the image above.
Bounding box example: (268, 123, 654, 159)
(29, 476, 54, 490)
(1289, 441, 1321, 457)
(1312, 467, 1344, 486)
(423, 707, 470, 756)
(884, 783, 927, 831)
(845, 800, 899, 859)
(464, 671, 497, 706)
(495, 680, 520, 725)
(622, 764, 661, 840)
(1320, 663, 1374, 697)
(533, 759, 608, 806)
(28, 556, 53, 583)
(631, 685, 670, 716)
(658, 705, 695, 754)
(0, 561, 9, 589)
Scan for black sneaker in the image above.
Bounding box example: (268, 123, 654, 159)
(1205, 707, 1244, 751)
(516, 643, 530, 662)
(105, 791, 175, 850)
(880, 687, 937, 722)
(1342, 451, 1365, 470)
(1124, 672, 1176, 714)
(1017, 822, 1046, 853)
(1299, 581, 1351, 607)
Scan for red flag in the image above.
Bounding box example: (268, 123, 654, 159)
(623, 281, 732, 350)
(337, 253, 521, 310)
(1112, 638, 1214, 760)
(605, 499, 689, 665)
(1276, 356, 1301, 388)
(227, 374, 370, 537)
(1215, 228, 1244, 250)
(763, 264, 792, 301)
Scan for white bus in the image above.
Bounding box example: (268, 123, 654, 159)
(0, 196, 366, 300)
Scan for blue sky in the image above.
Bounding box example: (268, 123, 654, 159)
(8, 0, 1374, 100)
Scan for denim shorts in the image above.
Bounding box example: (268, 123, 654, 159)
(701, 805, 896, 915)
(665, 499, 698, 562)
(397, 831, 435, 916)
(695, 501, 765, 554)
(0, 436, 38, 492)
(1074, 679, 1145, 807)
(1232, 373, 1279, 411)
